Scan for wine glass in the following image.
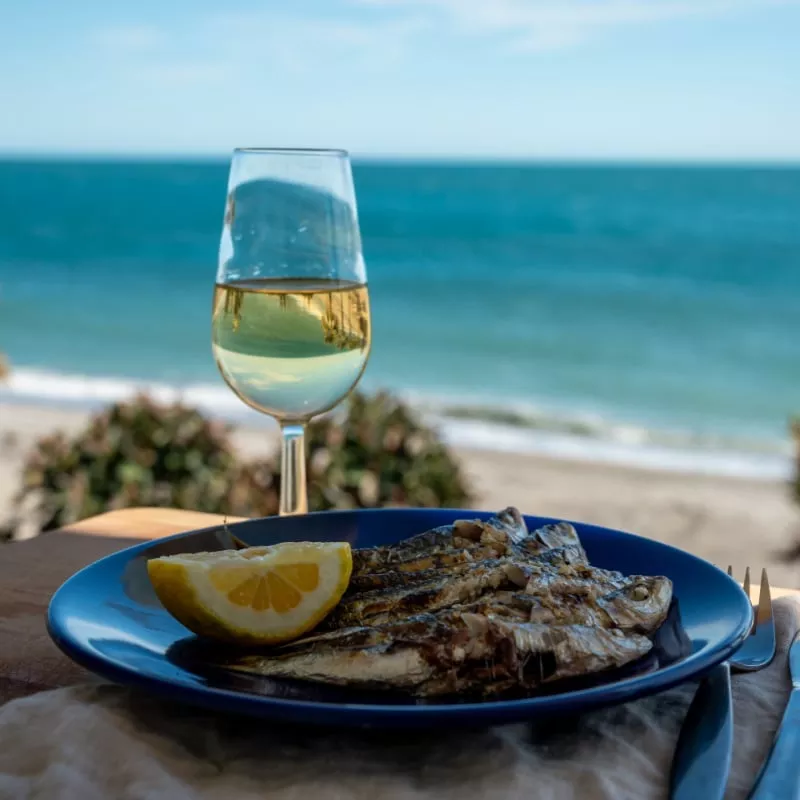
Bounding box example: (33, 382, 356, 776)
(212, 148, 371, 516)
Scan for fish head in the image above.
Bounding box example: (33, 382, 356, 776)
(597, 576, 673, 634)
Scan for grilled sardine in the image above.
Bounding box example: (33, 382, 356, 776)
(460, 573, 672, 635)
(324, 560, 527, 629)
(214, 507, 672, 698)
(220, 608, 653, 697)
(351, 508, 587, 577)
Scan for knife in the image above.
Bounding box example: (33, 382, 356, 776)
(669, 662, 733, 800)
(748, 630, 800, 800)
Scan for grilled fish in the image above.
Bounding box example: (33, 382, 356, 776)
(214, 507, 672, 698)
(347, 533, 587, 594)
(219, 608, 653, 697)
(461, 573, 672, 635)
(417, 617, 653, 696)
(339, 558, 670, 633)
(351, 508, 587, 577)
(323, 559, 527, 629)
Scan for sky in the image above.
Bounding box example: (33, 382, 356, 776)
(1, 0, 799, 160)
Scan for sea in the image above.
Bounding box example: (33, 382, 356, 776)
(1, 158, 798, 480)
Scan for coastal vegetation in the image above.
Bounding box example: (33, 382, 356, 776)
(7, 391, 472, 536)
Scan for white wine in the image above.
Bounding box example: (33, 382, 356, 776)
(212, 278, 371, 421)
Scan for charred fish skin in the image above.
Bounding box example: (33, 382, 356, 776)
(491, 618, 653, 686)
(416, 620, 653, 698)
(521, 568, 673, 633)
(346, 540, 580, 595)
(523, 560, 642, 597)
(518, 522, 588, 564)
(348, 553, 505, 594)
(324, 560, 526, 629)
(221, 610, 653, 698)
(351, 507, 530, 576)
(350, 543, 500, 583)
(454, 572, 672, 635)
(218, 611, 498, 693)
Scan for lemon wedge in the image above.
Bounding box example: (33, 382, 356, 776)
(147, 541, 352, 645)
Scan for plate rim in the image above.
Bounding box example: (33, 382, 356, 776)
(47, 508, 754, 726)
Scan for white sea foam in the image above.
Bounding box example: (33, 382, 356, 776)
(0, 368, 792, 482)
(1, 368, 248, 418)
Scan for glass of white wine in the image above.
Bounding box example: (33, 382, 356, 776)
(212, 148, 371, 516)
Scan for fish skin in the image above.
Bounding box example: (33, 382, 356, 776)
(348, 554, 499, 593)
(347, 518, 587, 595)
(323, 560, 525, 629)
(346, 537, 580, 594)
(462, 574, 672, 635)
(334, 518, 670, 635)
(351, 507, 532, 576)
(347, 541, 585, 594)
(219, 612, 485, 691)
(518, 522, 588, 564)
(349, 545, 499, 587)
(220, 609, 652, 697)
(416, 618, 653, 697)
(492, 618, 652, 685)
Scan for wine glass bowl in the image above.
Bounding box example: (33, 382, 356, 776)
(212, 148, 371, 515)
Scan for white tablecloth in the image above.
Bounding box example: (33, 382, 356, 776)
(0, 599, 796, 800)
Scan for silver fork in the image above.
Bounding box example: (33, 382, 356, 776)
(727, 566, 776, 671)
(670, 567, 775, 799)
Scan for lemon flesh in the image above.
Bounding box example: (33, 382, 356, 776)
(147, 541, 352, 645)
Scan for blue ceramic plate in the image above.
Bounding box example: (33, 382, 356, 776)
(48, 509, 752, 728)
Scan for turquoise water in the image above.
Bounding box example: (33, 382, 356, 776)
(1, 159, 798, 476)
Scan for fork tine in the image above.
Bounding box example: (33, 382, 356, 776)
(756, 568, 773, 626)
(727, 565, 733, 577)
(743, 567, 751, 600)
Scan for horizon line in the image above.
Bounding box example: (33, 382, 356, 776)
(1, 151, 800, 168)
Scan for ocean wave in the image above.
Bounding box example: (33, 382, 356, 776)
(0, 368, 792, 481)
(407, 395, 792, 457)
(0, 368, 249, 418)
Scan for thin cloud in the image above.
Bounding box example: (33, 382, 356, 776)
(355, 0, 800, 51)
(205, 11, 427, 73)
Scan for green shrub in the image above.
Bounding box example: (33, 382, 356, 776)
(303, 390, 473, 511)
(13, 390, 472, 535)
(15, 395, 273, 532)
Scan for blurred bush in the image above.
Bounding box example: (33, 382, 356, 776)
(11, 390, 471, 536)
(14, 395, 273, 532)
(303, 390, 472, 511)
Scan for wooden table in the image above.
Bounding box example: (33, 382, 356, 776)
(0, 507, 245, 705)
(0, 506, 794, 707)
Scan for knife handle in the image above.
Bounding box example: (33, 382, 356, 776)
(670, 662, 733, 800)
(748, 690, 800, 800)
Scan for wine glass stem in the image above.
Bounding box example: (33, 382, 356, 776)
(279, 422, 308, 516)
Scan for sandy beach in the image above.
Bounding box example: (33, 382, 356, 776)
(1, 401, 798, 588)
